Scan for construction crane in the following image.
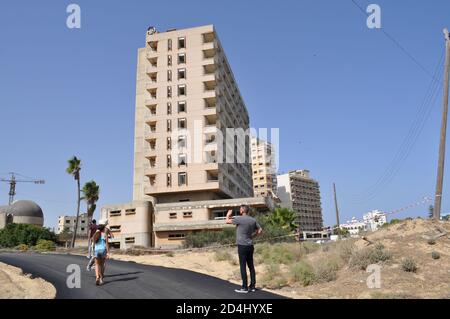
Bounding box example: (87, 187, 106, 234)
(0, 172, 45, 205)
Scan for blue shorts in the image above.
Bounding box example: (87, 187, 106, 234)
(95, 250, 107, 259)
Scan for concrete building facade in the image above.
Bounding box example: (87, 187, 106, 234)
(101, 25, 266, 249)
(56, 213, 89, 235)
(277, 170, 324, 232)
(363, 210, 387, 232)
(251, 137, 277, 197)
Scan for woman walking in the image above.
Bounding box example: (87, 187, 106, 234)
(92, 219, 109, 286)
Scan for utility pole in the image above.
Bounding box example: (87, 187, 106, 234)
(434, 28, 450, 220)
(333, 183, 341, 238)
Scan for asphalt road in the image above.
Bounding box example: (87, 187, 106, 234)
(0, 252, 285, 299)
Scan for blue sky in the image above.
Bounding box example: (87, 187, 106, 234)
(1, 0, 449, 229)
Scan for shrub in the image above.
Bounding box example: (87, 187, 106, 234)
(289, 261, 315, 286)
(314, 258, 340, 283)
(401, 258, 418, 273)
(427, 239, 436, 245)
(255, 243, 302, 265)
(431, 251, 440, 260)
(260, 263, 288, 289)
(299, 241, 320, 256)
(214, 250, 236, 265)
(183, 228, 235, 248)
(0, 223, 56, 248)
(34, 239, 56, 251)
(16, 244, 29, 251)
(336, 240, 355, 263)
(349, 244, 392, 270)
(165, 251, 174, 257)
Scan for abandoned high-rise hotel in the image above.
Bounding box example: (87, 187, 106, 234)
(102, 25, 323, 248)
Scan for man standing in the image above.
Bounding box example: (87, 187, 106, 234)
(226, 205, 263, 293)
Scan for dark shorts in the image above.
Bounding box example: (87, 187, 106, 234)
(95, 250, 107, 260)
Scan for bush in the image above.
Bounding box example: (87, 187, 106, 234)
(183, 228, 235, 248)
(260, 263, 288, 288)
(314, 258, 340, 283)
(431, 251, 440, 260)
(34, 239, 56, 251)
(0, 223, 56, 248)
(349, 244, 392, 270)
(214, 250, 236, 264)
(401, 258, 418, 273)
(16, 244, 29, 251)
(255, 243, 302, 265)
(165, 251, 174, 257)
(427, 239, 436, 245)
(289, 261, 315, 286)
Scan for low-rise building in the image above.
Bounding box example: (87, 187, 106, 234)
(56, 213, 89, 235)
(363, 210, 387, 231)
(340, 217, 366, 236)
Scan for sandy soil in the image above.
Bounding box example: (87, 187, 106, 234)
(112, 219, 450, 299)
(0, 261, 56, 299)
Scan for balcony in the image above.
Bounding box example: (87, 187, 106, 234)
(202, 32, 215, 44)
(204, 97, 216, 109)
(204, 80, 216, 92)
(203, 63, 216, 75)
(147, 57, 158, 68)
(205, 150, 217, 164)
(206, 169, 219, 182)
(147, 40, 158, 52)
(147, 121, 157, 133)
(146, 87, 157, 100)
(147, 71, 157, 83)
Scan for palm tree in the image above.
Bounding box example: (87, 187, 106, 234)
(82, 180, 100, 235)
(66, 156, 81, 248)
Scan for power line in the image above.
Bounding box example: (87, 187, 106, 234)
(348, 49, 444, 203)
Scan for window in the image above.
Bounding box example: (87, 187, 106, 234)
(167, 86, 172, 98)
(178, 153, 187, 166)
(167, 102, 172, 115)
(167, 70, 172, 82)
(125, 237, 135, 244)
(167, 119, 172, 132)
(178, 53, 186, 64)
(167, 55, 172, 66)
(81, 220, 85, 224)
(167, 155, 172, 168)
(178, 68, 186, 80)
(65, 220, 70, 224)
(178, 84, 186, 96)
(178, 118, 187, 129)
(167, 39, 172, 51)
(110, 210, 121, 217)
(183, 211, 192, 218)
(178, 135, 186, 148)
(81, 228, 85, 231)
(178, 101, 186, 113)
(110, 225, 121, 232)
(168, 233, 186, 240)
(167, 173, 172, 187)
(178, 172, 187, 186)
(169, 212, 177, 219)
(167, 137, 172, 150)
(178, 37, 186, 49)
(125, 209, 136, 215)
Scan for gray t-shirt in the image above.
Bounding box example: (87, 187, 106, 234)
(232, 215, 261, 246)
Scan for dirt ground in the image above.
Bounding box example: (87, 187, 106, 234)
(112, 219, 450, 299)
(0, 261, 56, 299)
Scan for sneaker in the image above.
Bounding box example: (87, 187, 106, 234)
(234, 288, 248, 294)
(249, 287, 257, 292)
(86, 265, 91, 272)
(95, 278, 100, 286)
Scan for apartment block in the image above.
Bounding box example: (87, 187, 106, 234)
(277, 170, 324, 232)
(56, 213, 89, 235)
(101, 25, 264, 249)
(251, 137, 277, 197)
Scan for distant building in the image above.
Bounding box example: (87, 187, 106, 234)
(363, 210, 387, 231)
(56, 213, 89, 235)
(277, 170, 324, 232)
(250, 137, 277, 197)
(0, 200, 44, 229)
(340, 217, 366, 236)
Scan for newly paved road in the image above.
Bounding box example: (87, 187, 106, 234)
(0, 252, 284, 299)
